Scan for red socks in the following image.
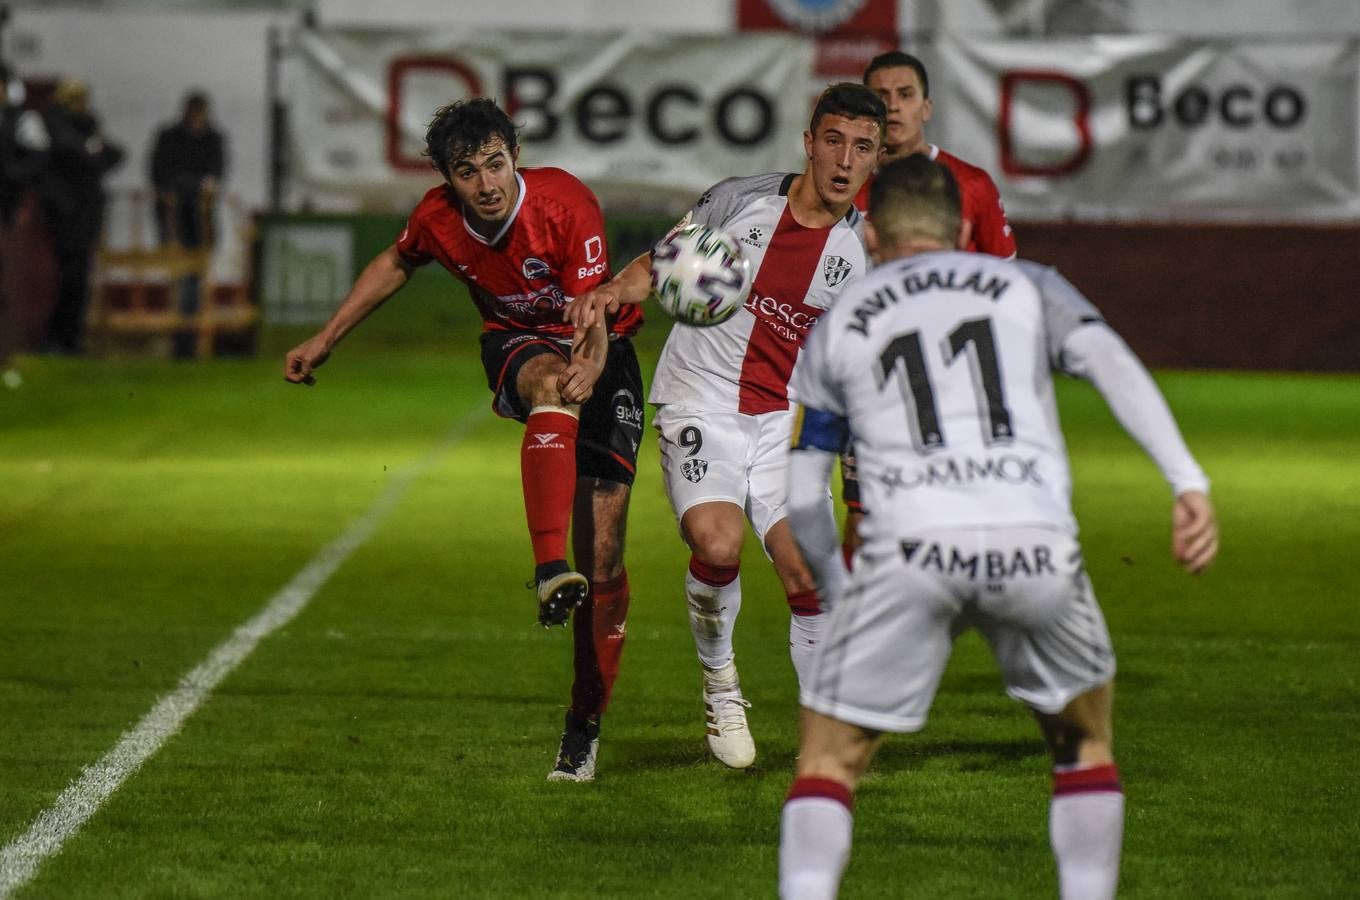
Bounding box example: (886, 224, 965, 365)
(521, 409, 579, 566)
(787, 775, 854, 810)
(571, 570, 631, 718)
(787, 589, 820, 617)
(1053, 763, 1122, 797)
(689, 556, 740, 587)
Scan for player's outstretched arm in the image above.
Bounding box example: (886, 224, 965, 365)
(564, 252, 653, 330)
(284, 244, 413, 385)
(1173, 490, 1218, 574)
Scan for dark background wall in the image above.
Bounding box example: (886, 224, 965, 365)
(1013, 223, 1360, 373)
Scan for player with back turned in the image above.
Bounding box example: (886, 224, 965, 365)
(568, 83, 886, 771)
(284, 98, 644, 783)
(778, 155, 1218, 899)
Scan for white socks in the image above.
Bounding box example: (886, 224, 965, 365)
(1050, 765, 1124, 900)
(685, 560, 742, 670)
(780, 784, 853, 900)
(788, 612, 826, 691)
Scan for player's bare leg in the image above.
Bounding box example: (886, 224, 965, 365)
(1034, 682, 1123, 900)
(841, 510, 865, 566)
(680, 500, 755, 768)
(780, 708, 884, 900)
(549, 477, 633, 782)
(515, 352, 588, 627)
(764, 518, 825, 691)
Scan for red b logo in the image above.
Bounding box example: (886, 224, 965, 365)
(998, 71, 1092, 177)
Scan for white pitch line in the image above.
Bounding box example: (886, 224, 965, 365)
(0, 411, 484, 898)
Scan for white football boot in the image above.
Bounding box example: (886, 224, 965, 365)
(702, 662, 756, 769)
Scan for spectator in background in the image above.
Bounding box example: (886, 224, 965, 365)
(151, 90, 227, 359)
(150, 90, 226, 248)
(0, 63, 50, 386)
(40, 77, 123, 354)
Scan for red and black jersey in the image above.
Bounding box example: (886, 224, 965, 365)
(854, 145, 1017, 259)
(396, 166, 643, 338)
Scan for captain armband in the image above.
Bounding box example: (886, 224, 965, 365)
(791, 405, 849, 453)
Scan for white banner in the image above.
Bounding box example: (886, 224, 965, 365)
(935, 36, 1360, 221)
(289, 29, 816, 212)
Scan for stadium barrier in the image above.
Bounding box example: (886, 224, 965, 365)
(251, 211, 1357, 372)
(87, 191, 259, 358)
(1016, 222, 1360, 373)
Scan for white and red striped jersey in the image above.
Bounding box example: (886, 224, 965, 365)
(648, 173, 868, 414)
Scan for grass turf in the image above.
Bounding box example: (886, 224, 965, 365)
(1, 293, 1357, 897)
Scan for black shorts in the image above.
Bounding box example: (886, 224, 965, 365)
(479, 330, 644, 486)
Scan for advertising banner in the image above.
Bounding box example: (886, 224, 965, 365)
(289, 28, 815, 211)
(935, 36, 1360, 221)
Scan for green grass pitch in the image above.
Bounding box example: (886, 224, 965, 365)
(1, 284, 1357, 898)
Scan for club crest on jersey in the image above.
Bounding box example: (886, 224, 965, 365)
(681, 458, 709, 483)
(522, 257, 551, 280)
(823, 255, 852, 287)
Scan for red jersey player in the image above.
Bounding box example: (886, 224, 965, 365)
(854, 51, 1016, 258)
(567, 84, 886, 771)
(284, 98, 642, 783)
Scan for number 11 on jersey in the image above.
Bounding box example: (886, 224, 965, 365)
(877, 316, 1014, 453)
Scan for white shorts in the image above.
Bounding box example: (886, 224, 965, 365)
(801, 525, 1116, 733)
(653, 405, 794, 546)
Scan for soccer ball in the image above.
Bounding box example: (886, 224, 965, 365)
(650, 224, 753, 327)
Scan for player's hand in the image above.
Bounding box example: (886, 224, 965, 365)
(284, 336, 332, 386)
(557, 361, 597, 405)
(1172, 490, 1218, 574)
(557, 323, 607, 404)
(564, 284, 622, 331)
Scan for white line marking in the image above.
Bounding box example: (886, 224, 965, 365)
(0, 412, 484, 898)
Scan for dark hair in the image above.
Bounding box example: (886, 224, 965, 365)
(183, 91, 210, 118)
(863, 51, 930, 99)
(809, 82, 887, 140)
(425, 98, 519, 178)
(868, 155, 960, 244)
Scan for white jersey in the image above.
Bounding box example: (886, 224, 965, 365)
(648, 173, 869, 414)
(791, 250, 1103, 537)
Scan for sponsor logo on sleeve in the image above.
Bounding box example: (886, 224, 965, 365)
(577, 236, 607, 279)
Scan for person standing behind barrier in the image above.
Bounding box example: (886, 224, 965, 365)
(39, 77, 123, 355)
(0, 64, 50, 386)
(151, 91, 226, 358)
(151, 91, 225, 249)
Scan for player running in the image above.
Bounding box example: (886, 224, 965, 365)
(567, 83, 886, 770)
(284, 98, 642, 783)
(778, 155, 1218, 899)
